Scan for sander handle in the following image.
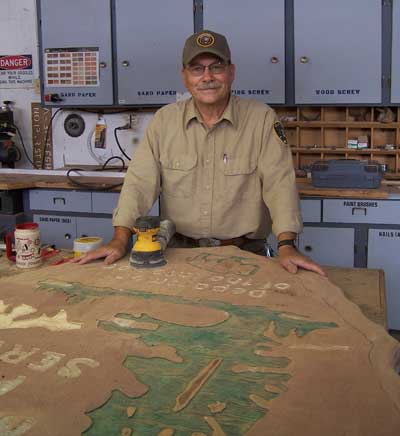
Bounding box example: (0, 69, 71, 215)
(156, 219, 176, 251)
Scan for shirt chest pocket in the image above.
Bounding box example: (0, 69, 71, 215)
(160, 154, 197, 198)
(222, 158, 258, 199)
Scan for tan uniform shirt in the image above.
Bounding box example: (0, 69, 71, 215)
(113, 96, 303, 240)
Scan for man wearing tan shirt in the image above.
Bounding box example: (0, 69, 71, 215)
(75, 30, 324, 276)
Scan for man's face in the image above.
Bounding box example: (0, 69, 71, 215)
(182, 54, 235, 107)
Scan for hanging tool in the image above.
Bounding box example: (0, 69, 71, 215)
(0, 101, 19, 167)
(130, 216, 175, 269)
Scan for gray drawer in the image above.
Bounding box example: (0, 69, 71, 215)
(300, 199, 321, 222)
(33, 214, 76, 249)
(92, 192, 120, 214)
(29, 189, 92, 213)
(77, 217, 114, 243)
(323, 199, 400, 224)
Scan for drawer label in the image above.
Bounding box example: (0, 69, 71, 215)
(343, 201, 378, 208)
(378, 231, 400, 238)
(38, 217, 72, 224)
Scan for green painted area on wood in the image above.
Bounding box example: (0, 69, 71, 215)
(38, 280, 337, 435)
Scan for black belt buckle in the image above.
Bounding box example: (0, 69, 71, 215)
(198, 238, 221, 247)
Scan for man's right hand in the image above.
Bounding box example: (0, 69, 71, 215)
(70, 226, 132, 265)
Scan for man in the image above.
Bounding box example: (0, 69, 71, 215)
(74, 30, 324, 276)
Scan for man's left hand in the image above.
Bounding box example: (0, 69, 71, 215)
(278, 246, 326, 276)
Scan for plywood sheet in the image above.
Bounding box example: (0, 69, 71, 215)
(0, 247, 399, 435)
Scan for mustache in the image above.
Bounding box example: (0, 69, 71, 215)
(196, 81, 222, 90)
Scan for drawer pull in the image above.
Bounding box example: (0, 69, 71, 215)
(53, 197, 66, 205)
(351, 207, 367, 216)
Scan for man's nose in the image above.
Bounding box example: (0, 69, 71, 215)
(202, 67, 214, 80)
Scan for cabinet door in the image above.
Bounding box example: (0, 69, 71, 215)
(115, 0, 193, 105)
(38, 0, 114, 106)
(391, 0, 400, 103)
(76, 217, 114, 243)
(298, 227, 354, 267)
(367, 229, 400, 330)
(203, 0, 285, 103)
(294, 0, 382, 104)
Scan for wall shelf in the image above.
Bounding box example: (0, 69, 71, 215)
(275, 106, 400, 177)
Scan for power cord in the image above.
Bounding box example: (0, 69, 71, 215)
(66, 156, 125, 191)
(11, 123, 36, 167)
(114, 126, 132, 161)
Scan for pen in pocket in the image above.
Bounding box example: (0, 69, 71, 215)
(223, 152, 228, 164)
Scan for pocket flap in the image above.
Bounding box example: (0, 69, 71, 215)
(223, 158, 257, 175)
(161, 154, 197, 171)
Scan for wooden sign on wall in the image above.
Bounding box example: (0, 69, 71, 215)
(31, 102, 53, 169)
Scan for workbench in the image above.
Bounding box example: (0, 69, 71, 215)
(0, 169, 397, 330)
(0, 171, 399, 196)
(0, 246, 398, 436)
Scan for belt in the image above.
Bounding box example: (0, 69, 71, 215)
(176, 233, 248, 248)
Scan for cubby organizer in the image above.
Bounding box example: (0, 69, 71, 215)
(274, 107, 400, 178)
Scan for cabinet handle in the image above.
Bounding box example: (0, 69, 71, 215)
(300, 56, 309, 64)
(122, 60, 130, 67)
(270, 56, 279, 64)
(351, 207, 367, 216)
(304, 245, 312, 252)
(53, 197, 66, 205)
(99, 62, 107, 68)
(64, 233, 72, 240)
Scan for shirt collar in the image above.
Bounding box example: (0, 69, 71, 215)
(184, 96, 237, 128)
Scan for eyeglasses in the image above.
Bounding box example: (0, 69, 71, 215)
(186, 62, 229, 77)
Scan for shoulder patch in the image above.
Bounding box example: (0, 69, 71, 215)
(273, 121, 288, 144)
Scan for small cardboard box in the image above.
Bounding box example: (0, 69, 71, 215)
(347, 139, 358, 149)
(357, 135, 369, 149)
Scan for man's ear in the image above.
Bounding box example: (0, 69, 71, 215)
(229, 63, 236, 82)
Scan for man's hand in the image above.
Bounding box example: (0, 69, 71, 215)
(278, 245, 326, 276)
(70, 226, 132, 265)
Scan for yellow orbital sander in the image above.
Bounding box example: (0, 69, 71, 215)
(130, 216, 175, 269)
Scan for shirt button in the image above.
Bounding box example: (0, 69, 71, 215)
(203, 211, 208, 215)
(175, 162, 180, 168)
(205, 185, 210, 190)
(205, 159, 210, 164)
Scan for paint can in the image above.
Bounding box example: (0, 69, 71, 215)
(73, 236, 103, 257)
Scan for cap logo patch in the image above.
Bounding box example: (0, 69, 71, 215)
(197, 33, 215, 48)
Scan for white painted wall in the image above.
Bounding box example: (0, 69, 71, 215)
(0, 0, 155, 169)
(0, 0, 40, 168)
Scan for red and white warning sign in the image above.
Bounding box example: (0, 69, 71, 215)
(0, 54, 34, 88)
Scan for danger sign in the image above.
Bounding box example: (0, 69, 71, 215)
(0, 55, 32, 70)
(0, 54, 34, 88)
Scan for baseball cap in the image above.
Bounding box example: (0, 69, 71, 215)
(182, 30, 231, 66)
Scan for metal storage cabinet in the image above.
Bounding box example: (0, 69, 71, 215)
(391, 0, 400, 103)
(203, 0, 285, 104)
(29, 189, 92, 213)
(298, 227, 355, 268)
(33, 214, 77, 249)
(323, 199, 400, 225)
(294, 0, 382, 104)
(367, 229, 400, 330)
(115, 0, 193, 105)
(77, 217, 114, 243)
(38, 0, 114, 106)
